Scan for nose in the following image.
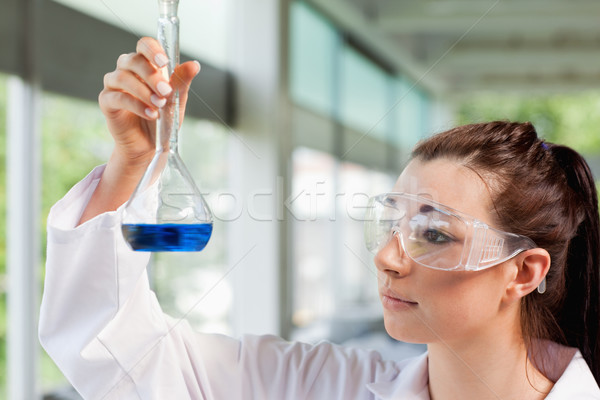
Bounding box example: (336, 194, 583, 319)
(374, 230, 411, 278)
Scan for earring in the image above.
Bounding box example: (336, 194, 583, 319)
(537, 277, 546, 294)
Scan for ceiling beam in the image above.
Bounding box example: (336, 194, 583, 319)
(331, 0, 600, 96)
(375, 15, 600, 36)
(434, 48, 600, 75)
(375, 0, 600, 19)
(445, 73, 600, 95)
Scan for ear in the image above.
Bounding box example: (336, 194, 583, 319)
(504, 248, 551, 302)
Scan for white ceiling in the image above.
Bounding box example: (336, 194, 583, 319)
(311, 0, 600, 97)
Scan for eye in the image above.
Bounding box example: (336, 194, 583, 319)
(422, 228, 454, 244)
(383, 197, 396, 206)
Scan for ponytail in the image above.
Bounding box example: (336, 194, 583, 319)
(551, 145, 600, 382)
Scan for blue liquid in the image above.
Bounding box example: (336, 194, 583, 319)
(122, 223, 213, 252)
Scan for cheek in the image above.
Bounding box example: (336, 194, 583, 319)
(384, 272, 503, 343)
(422, 273, 503, 338)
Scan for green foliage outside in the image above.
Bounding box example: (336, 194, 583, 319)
(456, 92, 600, 154)
(456, 92, 600, 196)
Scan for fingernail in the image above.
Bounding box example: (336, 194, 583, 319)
(151, 94, 167, 108)
(145, 108, 158, 119)
(154, 53, 169, 68)
(194, 60, 201, 75)
(157, 81, 172, 96)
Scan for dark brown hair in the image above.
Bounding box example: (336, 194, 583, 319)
(412, 121, 600, 382)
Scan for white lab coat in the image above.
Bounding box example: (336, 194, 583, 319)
(39, 165, 600, 400)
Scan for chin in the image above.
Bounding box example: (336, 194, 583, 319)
(383, 313, 431, 344)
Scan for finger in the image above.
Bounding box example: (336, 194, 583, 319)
(172, 61, 201, 120)
(103, 69, 167, 111)
(99, 89, 159, 121)
(117, 53, 173, 99)
(136, 37, 169, 69)
(171, 60, 201, 92)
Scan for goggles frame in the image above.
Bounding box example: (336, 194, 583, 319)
(364, 193, 537, 271)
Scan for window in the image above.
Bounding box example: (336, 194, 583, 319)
(289, 1, 432, 157)
(394, 77, 430, 150)
(340, 46, 391, 141)
(289, 1, 337, 116)
(291, 147, 396, 343)
(291, 148, 337, 328)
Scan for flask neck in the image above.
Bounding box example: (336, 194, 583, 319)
(156, 93, 180, 154)
(156, 0, 180, 154)
(169, 127, 179, 153)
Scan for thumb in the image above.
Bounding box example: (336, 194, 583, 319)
(171, 60, 201, 124)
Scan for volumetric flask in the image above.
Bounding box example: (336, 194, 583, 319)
(121, 0, 213, 252)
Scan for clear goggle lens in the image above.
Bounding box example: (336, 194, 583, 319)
(364, 193, 536, 271)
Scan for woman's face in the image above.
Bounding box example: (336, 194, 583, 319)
(375, 158, 516, 346)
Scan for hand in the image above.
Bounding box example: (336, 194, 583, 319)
(78, 37, 200, 225)
(99, 36, 200, 168)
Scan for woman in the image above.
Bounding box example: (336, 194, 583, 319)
(39, 37, 600, 399)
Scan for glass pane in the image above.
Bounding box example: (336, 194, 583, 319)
(291, 147, 397, 346)
(290, 2, 337, 116)
(337, 162, 395, 309)
(340, 46, 390, 140)
(291, 147, 337, 330)
(418, 88, 432, 138)
(394, 77, 430, 150)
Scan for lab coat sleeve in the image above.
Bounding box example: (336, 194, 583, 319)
(40, 165, 401, 399)
(38, 165, 243, 399)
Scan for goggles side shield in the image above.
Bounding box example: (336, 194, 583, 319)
(364, 193, 536, 271)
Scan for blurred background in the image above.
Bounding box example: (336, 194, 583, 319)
(1, 0, 599, 398)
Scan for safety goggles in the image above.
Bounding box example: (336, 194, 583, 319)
(364, 193, 537, 271)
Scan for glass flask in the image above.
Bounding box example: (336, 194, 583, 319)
(121, 0, 213, 252)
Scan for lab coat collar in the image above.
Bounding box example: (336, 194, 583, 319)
(544, 347, 599, 399)
(366, 342, 600, 400)
(366, 352, 430, 400)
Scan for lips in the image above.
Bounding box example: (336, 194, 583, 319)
(379, 287, 418, 305)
